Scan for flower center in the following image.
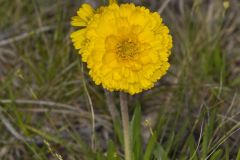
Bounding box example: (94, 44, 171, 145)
(116, 39, 139, 60)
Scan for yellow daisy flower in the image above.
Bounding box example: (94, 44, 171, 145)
(71, 3, 172, 95)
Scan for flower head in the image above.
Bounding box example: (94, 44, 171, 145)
(71, 3, 172, 95)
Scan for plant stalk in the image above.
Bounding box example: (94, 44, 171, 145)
(120, 92, 131, 160)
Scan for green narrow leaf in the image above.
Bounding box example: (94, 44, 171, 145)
(236, 148, 240, 160)
(202, 109, 216, 159)
(165, 132, 175, 154)
(113, 118, 123, 146)
(107, 140, 120, 160)
(65, 124, 94, 157)
(153, 143, 169, 160)
(202, 123, 210, 158)
(209, 149, 223, 160)
(225, 144, 229, 160)
(230, 77, 240, 87)
(172, 120, 189, 157)
(144, 133, 157, 160)
(96, 152, 106, 160)
(23, 142, 43, 160)
(155, 116, 167, 136)
(25, 125, 66, 145)
(131, 103, 142, 160)
(187, 134, 198, 160)
(21, 55, 44, 84)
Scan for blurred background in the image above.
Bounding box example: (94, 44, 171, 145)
(0, 0, 239, 159)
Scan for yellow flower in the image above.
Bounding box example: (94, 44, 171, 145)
(71, 3, 172, 95)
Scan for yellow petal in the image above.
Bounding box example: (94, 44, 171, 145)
(70, 29, 86, 49)
(71, 16, 86, 27)
(102, 53, 116, 64)
(105, 35, 118, 52)
(72, 3, 94, 27)
(113, 71, 121, 80)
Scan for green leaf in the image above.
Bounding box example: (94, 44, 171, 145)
(153, 143, 169, 160)
(25, 125, 67, 145)
(225, 144, 229, 160)
(209, 149, 223, 160)
(236, 148, 240, 160)
(202, 110, 216, 159)
(172, 120, 189, 157)
(107, 140, 120, 160)
(187, 134, 198, 160)
(131, 103, 142, 160)
(96, 152, 106, 160)
(113, 118, 123, 146)
(230, 77, 240, 87)
(165, 132, 175, 154)
(144, 133, 157, 160)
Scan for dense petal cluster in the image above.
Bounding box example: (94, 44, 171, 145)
(71, 3, 172, 94)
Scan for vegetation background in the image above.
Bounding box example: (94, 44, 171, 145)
(0, 0, 239, 159)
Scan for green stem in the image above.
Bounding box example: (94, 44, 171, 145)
(120, 92, 131, 160)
